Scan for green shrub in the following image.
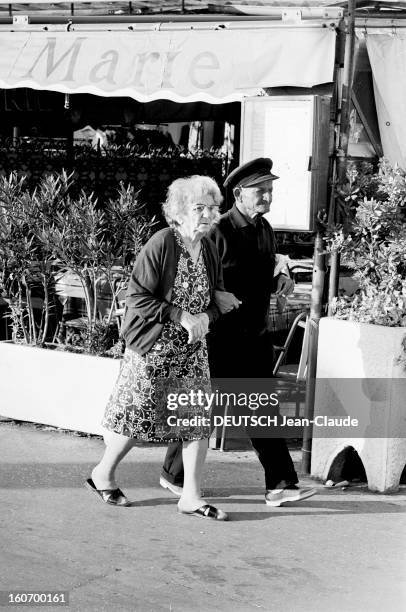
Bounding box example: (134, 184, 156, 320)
(326, 159, 406, 327)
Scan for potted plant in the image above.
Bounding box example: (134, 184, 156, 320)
(311, 160, 406, 492)
(0, 173, 155, 434)
(48, 182, 156, 356)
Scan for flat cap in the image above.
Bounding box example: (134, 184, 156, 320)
(223, 157, 279, 191)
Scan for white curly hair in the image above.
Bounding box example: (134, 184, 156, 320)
(162, 175, 223, 227)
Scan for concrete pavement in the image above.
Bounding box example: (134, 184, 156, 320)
(0, 419, 405, 612)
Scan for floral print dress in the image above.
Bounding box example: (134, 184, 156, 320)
(102, 230, 212, 441)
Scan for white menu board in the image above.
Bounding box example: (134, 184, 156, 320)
(240, 96, 315, 231)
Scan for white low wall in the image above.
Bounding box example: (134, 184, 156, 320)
(311, 318, 406, 492)
(0, 342, 121, 435)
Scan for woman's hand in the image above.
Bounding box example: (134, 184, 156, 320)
(180, 311, 209, 344)
(214, 290, 242, 314)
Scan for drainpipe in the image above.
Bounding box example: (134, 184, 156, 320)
(301, 232, 326, 473)
(328, 0, 357, 314)
(337, 0, 357, 184)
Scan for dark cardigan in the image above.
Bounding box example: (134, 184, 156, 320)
(122, 227, 224, 355)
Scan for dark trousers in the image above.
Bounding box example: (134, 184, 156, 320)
(161, 441, 184, 487)
(161, 327, 299, 491)
(161, 436, 298, 490)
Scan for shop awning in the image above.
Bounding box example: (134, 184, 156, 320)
(356, 24, 406, 169)
(0, 25, 336, 103)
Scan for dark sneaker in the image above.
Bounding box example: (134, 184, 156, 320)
(265, 485, 317, 507)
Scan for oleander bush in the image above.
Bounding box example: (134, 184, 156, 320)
(0, 172, 156, 354)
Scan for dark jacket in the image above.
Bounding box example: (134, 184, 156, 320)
(122, 227, 224, 355)
(207, 205, 277, 377)
(208, 204, 277, 335)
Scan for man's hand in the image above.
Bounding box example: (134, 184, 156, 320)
(180, 311, 209, 344)
(214, 290, 242, 314)
(274, 274, 295, 297)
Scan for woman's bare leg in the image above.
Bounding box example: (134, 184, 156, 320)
(178, 438, 208, 511)
(91, 430, 135, 490)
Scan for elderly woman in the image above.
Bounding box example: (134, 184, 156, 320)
(86, 175, 229, 521)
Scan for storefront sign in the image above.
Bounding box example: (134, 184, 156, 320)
(0, 28, 335, 102)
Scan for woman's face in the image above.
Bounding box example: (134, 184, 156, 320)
(179, 193, 220, 238)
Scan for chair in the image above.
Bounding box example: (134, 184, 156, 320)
(273, 314, 313, 422)
(110, 277, 126, 333)
(273, 311, 308, 379)
(55, 277, 126, 344)
(53, 298, 87, 343)
(112, 294, 126, 333)
(289, 259, 313, 283)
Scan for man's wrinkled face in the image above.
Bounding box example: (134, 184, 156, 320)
(235, 179, 274, 219)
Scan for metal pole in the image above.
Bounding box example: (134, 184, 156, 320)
(301, 232, 326, 473)
(64, 94, 74, 170)
(336, 0, 357, 183)
(12, 126, 20, 145)
(327, 250, 340, 315)
(327, 1, 356, 313)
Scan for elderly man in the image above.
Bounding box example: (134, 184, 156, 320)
(160, 158, 316, 507)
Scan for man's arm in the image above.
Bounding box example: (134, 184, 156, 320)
(214, 290, 241, 314)
(207, 222, 241, 315)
